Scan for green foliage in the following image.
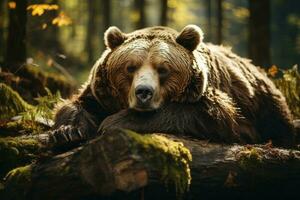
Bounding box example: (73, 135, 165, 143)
(18, 88, 60, 133)
(125, 130, 192, 197)
(271, 65, 300, 118)
(0, 84, 33, 120)
(20, 88, 61, 123)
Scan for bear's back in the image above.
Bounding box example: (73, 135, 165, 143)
(198, 43, 294, 145)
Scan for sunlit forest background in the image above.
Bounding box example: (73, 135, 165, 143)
(0, 0, 299, 83)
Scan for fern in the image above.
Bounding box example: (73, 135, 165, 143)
(20, 88, 62, 127)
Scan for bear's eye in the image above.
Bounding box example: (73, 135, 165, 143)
(126, 65, 137, 73)
(157, 66, 169, 77)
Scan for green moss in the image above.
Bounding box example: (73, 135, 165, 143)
(125, 130, 192, 196)
(5, 121, 33, 131)
(0, 84, 33, 120)
(0, 137, 41, 178)
(237, 147, 263, 171)
(3, 165, 32, 199)
(0, 120, 47, 136)
(5, 165, 32, 183)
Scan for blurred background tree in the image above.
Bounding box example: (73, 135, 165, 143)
(0, 0, 299, 84)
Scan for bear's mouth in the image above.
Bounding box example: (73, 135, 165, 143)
(132, 102, 156, 111)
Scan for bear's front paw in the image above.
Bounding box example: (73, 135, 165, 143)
(48, 125, 86, 149)
(98, 109, 143, 134)
(98, 109, 159, 135)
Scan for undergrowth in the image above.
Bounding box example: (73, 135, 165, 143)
(0, 83, 61, 134)
(268, 65, 300, 118)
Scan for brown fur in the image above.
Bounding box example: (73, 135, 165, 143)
(50, 25, 295, 150)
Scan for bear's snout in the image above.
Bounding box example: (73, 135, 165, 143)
(135, 85, 154, 104)
(128, 64, 162, 111)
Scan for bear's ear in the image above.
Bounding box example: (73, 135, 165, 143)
(176, 25, 204, 51)
(104, 26, 126, 49)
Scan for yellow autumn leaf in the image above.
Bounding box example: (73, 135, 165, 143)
(32, 7, 45, 16)
(52, 12, 72, 26)
(49, 5, 59, 10)
(27, 4, 59, 16)
(42, 23, 47, 29)
(8, 1, 16, 9)
(268, 65, 279, 77)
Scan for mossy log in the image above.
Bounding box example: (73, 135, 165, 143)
(3, 129, 300, 200)
(0, 83, 32, 120)
(0, 137, 42, 178)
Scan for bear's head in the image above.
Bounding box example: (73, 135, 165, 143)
(90, 25, 208, 112)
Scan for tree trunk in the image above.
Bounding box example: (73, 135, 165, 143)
(86, 0, 97, 64)
(0, 0, 6, 62)
(102, 0, 111, 31)
(47, 0, 61, 53)
(206, 0, 212, 42)
(5, 0, 27, 70)
(135, 0, 146, 29)
(160, 0, 168, 26)
(249, 0, 270, 68)
(4, 130, 300, 200)
(100, 0, 111, 51)
(216, 0, 223, 44)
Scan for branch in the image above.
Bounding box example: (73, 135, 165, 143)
(3, 129, 300, 199)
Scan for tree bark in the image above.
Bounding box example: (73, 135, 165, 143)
(216, 0, 223, 44)
(86, 0, 97, 64)
(4, 130, 300, 200)
(249, 0, 270, 68)
(135, 0, 146, 29)
(100, 0, 111, 51)
(0, 0, 6, 62)
(102, 0, 111, 31)
(160, 0, 168, 26)
(206, 0, 212, 42)
(5, 0, 27, 70)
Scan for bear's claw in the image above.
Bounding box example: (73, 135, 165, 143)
(48, 125, 87, 149)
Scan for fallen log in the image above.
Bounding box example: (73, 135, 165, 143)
(3, 129, 300, 200)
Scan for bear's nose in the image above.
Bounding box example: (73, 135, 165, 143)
(135, 85, 154, 104)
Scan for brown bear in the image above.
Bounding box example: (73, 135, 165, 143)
(49, 25, 295, 149)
